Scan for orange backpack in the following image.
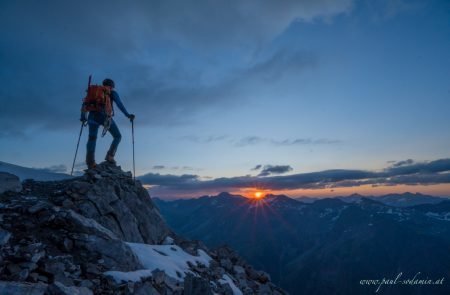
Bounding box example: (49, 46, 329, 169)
(81, 76, 113, 116)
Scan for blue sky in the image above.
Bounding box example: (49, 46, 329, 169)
(1, 0, 449, 198)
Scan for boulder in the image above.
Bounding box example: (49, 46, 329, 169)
(184, 273, 213, 295)
(48, 281, 92, 295)
(0, 172, 22, 194)
(0, 229, 11, 246)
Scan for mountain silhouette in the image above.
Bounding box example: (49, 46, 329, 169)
(155, 193, 450, 294)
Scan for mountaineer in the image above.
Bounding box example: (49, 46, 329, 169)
(80, 78, 135, 169)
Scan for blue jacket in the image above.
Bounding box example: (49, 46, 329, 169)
(81, 90, 130, 125)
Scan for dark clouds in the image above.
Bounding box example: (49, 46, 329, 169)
(383, 158, 450, 177)
(140, 173, 199, 187)
(258, 165, 293, 176)
(179, 135, 341, 147)
(139, 158, 450, 196)
(0, 0, 352, 136)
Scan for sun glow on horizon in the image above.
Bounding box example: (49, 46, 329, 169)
(254, 191, 264, 198)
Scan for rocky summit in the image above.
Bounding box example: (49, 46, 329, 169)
(0, 162, 285, 295)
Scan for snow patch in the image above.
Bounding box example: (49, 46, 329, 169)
(105, 269, 153, 283)
(219, 274, 243, 295)
(104, 243, 212, 283)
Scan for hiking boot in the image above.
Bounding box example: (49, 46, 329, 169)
(86, 152, 96, 169)
(87, 162, 97, 169)
(105, 153, 116, 165)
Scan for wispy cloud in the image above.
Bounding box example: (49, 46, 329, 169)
(180, 135, 229, 144)
(251, 165, 262, 171)
(236, 136, 341, 147)
(151, 165, 202, 172)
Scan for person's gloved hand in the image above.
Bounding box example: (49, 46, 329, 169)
(80, 113, 87, 123)
(128, 114, 135, 121)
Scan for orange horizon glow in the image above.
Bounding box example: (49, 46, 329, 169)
(238, 188, 272, 199)
(149, 183, 450, 201)
(228, 183, 450, 199)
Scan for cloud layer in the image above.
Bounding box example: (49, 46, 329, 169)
(0, 0, 352, 136)
(139, 158, 450, 196)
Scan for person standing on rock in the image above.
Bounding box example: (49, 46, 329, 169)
(80, 78, 135, 169)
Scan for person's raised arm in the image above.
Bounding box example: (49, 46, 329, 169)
(111, 90, 134, 120)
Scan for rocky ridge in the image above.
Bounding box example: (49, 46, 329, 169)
(0, 164, 285, 294)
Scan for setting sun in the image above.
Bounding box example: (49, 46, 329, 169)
(254, 191, 264, 198)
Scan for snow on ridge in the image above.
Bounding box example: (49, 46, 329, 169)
(104, 269, 153, 283)
(105, 243, 213, 283)
(219, 274, 243, 295)
(0, 161, 72, 181)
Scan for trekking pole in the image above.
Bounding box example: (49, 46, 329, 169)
(71, 121, 86, 176)
(131, 119, 136, 182)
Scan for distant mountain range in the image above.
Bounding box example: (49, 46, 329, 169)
(296, 192, 449, 207)
(155, 192, 450, 294)
(0, 161, 72, 181)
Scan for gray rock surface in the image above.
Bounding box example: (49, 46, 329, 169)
(0, 162, 286, 294)
(0, 172, 22, 194)
(0, 281, 47, 295)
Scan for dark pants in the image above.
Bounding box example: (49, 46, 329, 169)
(86, 116, 121, 163)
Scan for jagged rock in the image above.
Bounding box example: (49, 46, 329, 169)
(0, 172, 22, 194)
(257, 271, 270, 284)
(29, 272, 39, 282)
(48, 281, 93, 295)
(220, 258, 233, 271)
(218, 282, 234, 295)
(164, 274, 182, 292)
(16, 268, 29, 281)
(134, 281, 161, 295)
(63, 238, 73, 251)
(233, 265, 246, 278)
(31, 250, 45, 263)
(80, 279, 94, 289)
(37, 275, 49, 283)
(72, 234, 141, 271)
(0, 281, 47, 295)
(19, 262, 38, 271)
(62, 199, 75, 208)
(0, 165, 286, 294)
(152, 270, 166, 285)
(7, 264, 21, 275)
(28, 201, 49, 214)
(74, 163, 172, 244)
(0, 229, 11, 246)
(184, 273, 213, 295)
(212, 266, 225, 278)
(63, 209, 118, 240)
(246, 266, 260, 280)
(163, 236, 174, 245)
